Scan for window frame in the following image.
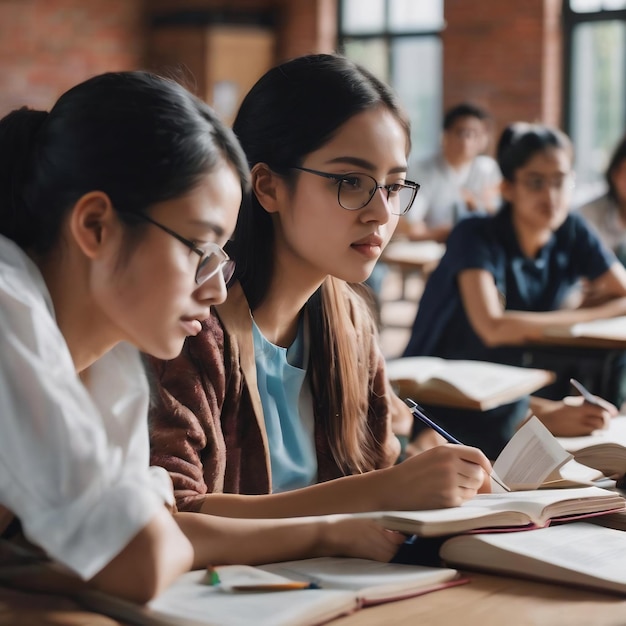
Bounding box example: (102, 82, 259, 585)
(562, 2, 626, 137)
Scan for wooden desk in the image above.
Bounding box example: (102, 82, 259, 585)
(329, 571, 626, 626)
(381, 240, 445, 300)
(3, 571, 626, 626)
(537, 316, 626, 350)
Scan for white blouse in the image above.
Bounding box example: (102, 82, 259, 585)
(0, 234, 173, 579)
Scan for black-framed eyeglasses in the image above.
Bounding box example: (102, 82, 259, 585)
(119, 212, 235, 285)
(290, 166, 420, 216)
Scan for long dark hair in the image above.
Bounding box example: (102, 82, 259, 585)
(0, 71, 249, 255)
(606, 134, 626, 203)
(231, 54, 411, 473)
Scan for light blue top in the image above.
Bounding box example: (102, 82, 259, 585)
(252, 317, 317, 493)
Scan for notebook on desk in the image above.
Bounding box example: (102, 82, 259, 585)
(79, 559, 464, 626)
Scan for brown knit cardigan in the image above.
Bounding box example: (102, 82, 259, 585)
(147, 282, 398, 512)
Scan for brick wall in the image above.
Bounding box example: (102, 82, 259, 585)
(443, 0, 563, 146)
(148, 0, 337, 63)
(0, 0, 145, 116)
(0, 0, 561, 136)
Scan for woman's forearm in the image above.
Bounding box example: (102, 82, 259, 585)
(175, 511, 331, 567)
(197, 471, 386, 518)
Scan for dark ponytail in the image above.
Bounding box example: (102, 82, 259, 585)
(0, 108, 49, 248)
(0, 71, 249, 256)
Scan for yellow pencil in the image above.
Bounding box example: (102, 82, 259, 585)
(230, 582, 320, 591)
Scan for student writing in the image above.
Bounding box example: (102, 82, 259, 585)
(0, 70, 408, 607)
(147, 54, 493, 520)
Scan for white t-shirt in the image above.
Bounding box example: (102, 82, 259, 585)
(0, 234, 174, 580)
(407, 153, 502, 227)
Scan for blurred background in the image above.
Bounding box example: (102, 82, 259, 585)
(2, 0, 625, 356)
(1, 0, 626, 203)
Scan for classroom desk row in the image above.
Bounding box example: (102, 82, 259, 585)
(2, 570, 625, 626)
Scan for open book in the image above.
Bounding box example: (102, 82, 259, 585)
(386, 357, 555, 410)
(490, 414, 610, 490)
(80, 559, 463, 626)
(362, 417, 625, 537)
(368, 486, 624, 537)
(543, 315, 626, 341)
(439, 522, 626, 595)
(556, 415, 626, 479)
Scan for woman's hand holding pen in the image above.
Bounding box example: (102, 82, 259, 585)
(378, 444, 494, 510)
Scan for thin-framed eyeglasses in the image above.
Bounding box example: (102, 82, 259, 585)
(290, 166, 420, 215)
(118, 212, 235, 285)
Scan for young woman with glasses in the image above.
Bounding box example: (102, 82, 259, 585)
(0, 70, 414, 608)
(404, 122, 626, 458)
(147, 54, 493, 525)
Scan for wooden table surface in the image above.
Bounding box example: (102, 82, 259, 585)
(328, 571, 626, 626)
(3, 570, 626, 626)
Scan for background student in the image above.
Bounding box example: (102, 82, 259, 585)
(0, 70, 409, 608)
(148, 54, 493, 519)
(396, 102, 502, 244)
(578, 134, 626, 265)
(403, 122, 626, 458)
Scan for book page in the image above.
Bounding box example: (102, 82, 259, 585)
(375, 487, 623, 536)
(541, 458, 606, 487)
(493, 416, 572, 490)
(427, 361, 551, 403)
(260, 557, 457, 596)
(385, 357, 446, 386)
(142, 569, 357, 626)
(386, 358, 552, 405)
(441, 522, 626, 593)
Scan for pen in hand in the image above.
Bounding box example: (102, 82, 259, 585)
(570, 378, 604, 408)
(404, 398, 510, 492)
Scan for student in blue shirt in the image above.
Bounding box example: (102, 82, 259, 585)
(404, 122, 626, 458)
(148, 54, 494, 520)
(0, 70, 416, 610)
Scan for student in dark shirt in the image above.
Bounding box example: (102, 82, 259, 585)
(404, 122, 626, 458)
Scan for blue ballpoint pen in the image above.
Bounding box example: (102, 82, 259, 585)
(405, 398, 510, 492)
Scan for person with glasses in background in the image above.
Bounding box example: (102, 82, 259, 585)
(395, 102, 502, 244)
(0, 70, 421, 614)
(403, 122, 626, 459)
(146, 54, 493, 531)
